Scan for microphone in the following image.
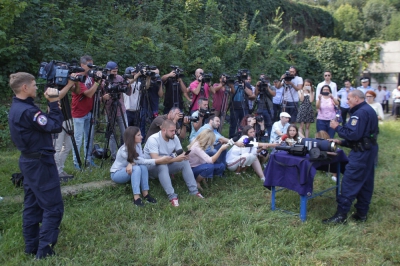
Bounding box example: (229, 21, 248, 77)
(243, 137, 254, 147)
(336, 114, 340, 122)
(281, 134, 288, 141)
(170, 149, 183, 158)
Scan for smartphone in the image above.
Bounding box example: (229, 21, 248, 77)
(184, 150, 191, 155)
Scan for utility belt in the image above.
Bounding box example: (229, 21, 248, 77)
(21, 150, 55, 159)
(348, 137, 377, 152)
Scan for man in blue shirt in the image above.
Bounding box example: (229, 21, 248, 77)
(357, 78, 371, 95)
(337, 80, 354, 125)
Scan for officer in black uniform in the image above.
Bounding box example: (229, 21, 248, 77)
(8, 72, 64, 259)
(323, 89, 378, 224)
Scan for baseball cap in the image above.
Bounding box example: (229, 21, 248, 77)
(280, 112, 291, 118)
(361, 78, 369, 83)
(105, 61, 118, 70)
(125, 66, 136, 74)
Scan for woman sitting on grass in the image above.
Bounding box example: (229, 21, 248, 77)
(279, 125, 303, 146)
(187, 129, 229, 190)
(226, 126, 278, 181)
(110, 126, 169, 206)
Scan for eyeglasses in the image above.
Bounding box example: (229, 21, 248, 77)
(324, 74, 331, 77)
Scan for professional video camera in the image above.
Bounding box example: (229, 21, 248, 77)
(151, 74, 162, 86)
(87, 64, 108, 81)
(199, 72, 213, 83)
(199, 108, 215, 119)
(237, 69, 250, 82)
(283, 70, 294, 82)
(170, 65, 184, 79)
(222, 74, 235, 85)
(104, 81, 129, 94)
(259, 76, 270, 91)
(182, 112, 200, 123)
(276, 138, 337, 159)
(38, 60, 86, 87)
(136, 62, 157, 77)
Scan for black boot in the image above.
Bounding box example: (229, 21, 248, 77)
(351, 212, 367, 222)
(322, 212, 347, 224)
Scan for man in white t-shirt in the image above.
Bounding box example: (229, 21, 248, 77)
(316, 70, 337, 99)
(144, 120, 203, 206)
(269, 112, 291, 143)
(123, 66, 142, 127)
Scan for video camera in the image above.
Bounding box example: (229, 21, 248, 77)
(283, 70, 294, 82)
(199, 72, 213, 83)
(87, 64, 108, 81)
(276, 138, 337, 159)
(151, 74, 162, 86)
(170, 65, 184, 79)
(38, 60, 86, 87)
(237, 69, 249, 82)
(259, 76, 270, 91)
(222, 74, 235, 85)
(199, 108, 215, 119)
(136, 62, 157, 78)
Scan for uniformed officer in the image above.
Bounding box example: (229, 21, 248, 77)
(323, 89, 378, 224)
(8, 72, 64, 259)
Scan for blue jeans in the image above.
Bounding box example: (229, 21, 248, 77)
(73, 112, 94, 165)
(111, 165, 149, 195)
(192, 163, 225, 178)
(316, 119, 335, 138)
(206, 142, 227, 165)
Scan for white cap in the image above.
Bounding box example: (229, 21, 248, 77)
(280, 112, 291, 118)
(361, 78, 369, 83)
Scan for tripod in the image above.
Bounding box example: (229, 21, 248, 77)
(137, 76, 158, 140)
(218, 85, 231, 133)
(228, 81, 249, 138)
(281, 81, 299, 115)
(84, 88, 102, 168)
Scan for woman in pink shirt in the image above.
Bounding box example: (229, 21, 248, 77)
(316, 85, 339, 138)
(187, 129, 229, 190)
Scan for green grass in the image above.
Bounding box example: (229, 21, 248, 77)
(1, 120, 400, 265)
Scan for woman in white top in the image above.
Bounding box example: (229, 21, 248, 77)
(187, 129, 229, 190)
(110, 126, 169, 206)
(366, 90, 384, 121)
(226, 126, 278, 181)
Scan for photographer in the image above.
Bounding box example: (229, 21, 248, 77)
(145, 107, 190, 141)
(123, 66, 142, 127)
(100, 61, 132, 160)
(315, 70, 338, 99)
(162, 68, 190, 114)
(255, 74, 276, 139)
(189, 98, 209, 141)
(8, 72, 64, 259)
(139, 68, 163, 140)
(228, 70, 255, 138)
(239, 115, 265, 141)
(211, 74, 234, 117)
(71, 55, 103, 169)
(189, 68, 210, 114)
(272, 80, 283, 122)
(276, 66, 303, 125)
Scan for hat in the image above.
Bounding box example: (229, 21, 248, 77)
(105, 61, 118, 70)
(361, 78, 369, 83)
(280, 112, 291, 118)
(125, 66, 136, 74)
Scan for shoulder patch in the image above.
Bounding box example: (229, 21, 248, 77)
(37, 115, 48, 126)
(350, 116, 359, 119)
(33, 111, 41, 121)
(351, 118, 358, 126)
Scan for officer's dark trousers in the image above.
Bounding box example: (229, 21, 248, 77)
(20, 155, 64, 254)
(337, 144, 378, 215)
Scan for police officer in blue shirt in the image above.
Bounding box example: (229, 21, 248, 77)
(323, 90, 378, 224)
(8, 72, 64, 259)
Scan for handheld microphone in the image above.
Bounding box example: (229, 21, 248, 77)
(281, 134, 288, 141)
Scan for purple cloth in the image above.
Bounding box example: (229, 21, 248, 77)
(263, 150, 348, 196)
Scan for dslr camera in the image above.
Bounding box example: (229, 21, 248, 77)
(199, 108, 215, 119)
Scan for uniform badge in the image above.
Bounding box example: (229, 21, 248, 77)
(351, 118, 358, 126)
(37, 115, 48, 126)
(33, 111, 41, 121)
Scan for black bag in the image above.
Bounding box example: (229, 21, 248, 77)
(11, 173, 24, 187)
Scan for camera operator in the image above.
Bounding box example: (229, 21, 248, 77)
(162, 68, 190, 114)
(211, 74, 234, 117)
(247, 75, 256, 111)
(123, 66, 142, 127)
(255, 74, 276, 139)
(71, 55, 103, 169)
(8, 72, 64, 259)
(139, 68, 163, 140)
(189, 98, 209, 141)
(100, 61, 132, 160)
(53, 78, 80, 177)
(189, 68, 210, 114)
(228, 70, 255, 138)
(276, 66, 303, 125)
(145, 107, 190, 142)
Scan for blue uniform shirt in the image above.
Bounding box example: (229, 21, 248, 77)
(334, 101, 378, 144)
(8, 97, 63, 153)
(337, 87, 354, 108)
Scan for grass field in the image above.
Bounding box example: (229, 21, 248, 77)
(1, 119, 400, 265)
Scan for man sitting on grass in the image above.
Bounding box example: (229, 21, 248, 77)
(143, 120, 204, 207)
